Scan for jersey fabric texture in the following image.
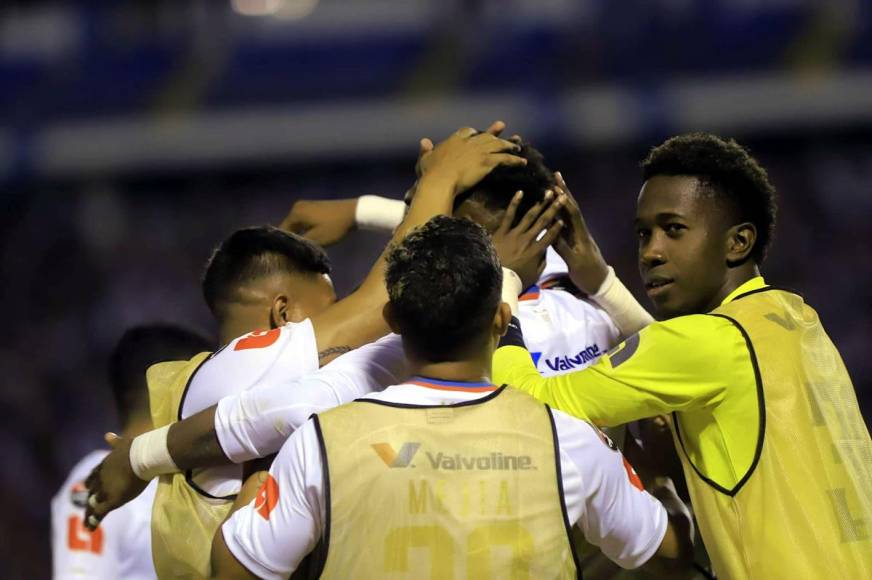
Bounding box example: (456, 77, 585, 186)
(518, 285, 620, 378)
(315, 385, 578, 579)
(51, 450, 157, 580)
(221, 380, 667, 579)
(493, 276, 872, 579)
(211, 291, 623, 469)
(148, 321, 319, 579)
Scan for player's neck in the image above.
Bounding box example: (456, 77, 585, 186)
(410, 350, 493, 385)
(219, 314, 269, 346)
(706, 262, 761, 312)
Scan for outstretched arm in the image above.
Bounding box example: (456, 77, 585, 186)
(493, 314, 738, 427)
(84, 123, 523, 529)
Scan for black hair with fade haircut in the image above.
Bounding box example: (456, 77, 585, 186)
(202, 226, 331, 319)
(109, 324, 213, 425)
(455, 141, 556, 227)
(641, 132, 777, 263)
(385, 215, 502, 362)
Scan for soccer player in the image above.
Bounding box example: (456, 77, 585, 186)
(211, 216, 693, 579)
(51, 324, 212, 579)
(493, 133, 872, 578)
(85, 124, 527, 577)
(281, 142, 654, 377)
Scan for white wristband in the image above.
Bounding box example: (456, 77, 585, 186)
(129, 425, 179, 481)
(355, 195, 406, 231)
(501, 267, 523, 316)
(590, 266, 655, 337)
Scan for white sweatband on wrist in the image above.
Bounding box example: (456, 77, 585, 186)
(355, 195, 406, 231)
(590, 266, 655, 337)
(501, 267, 523, 316)
(129, 425, 179, 481)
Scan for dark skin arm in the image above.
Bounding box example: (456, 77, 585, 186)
(84, 123, 526, 530)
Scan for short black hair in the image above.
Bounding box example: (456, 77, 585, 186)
(455, 142, 556, 227)
(641, 133, 777, 263)
(202, 226, 331, 318)
(385, 215, 502, 362)
(109, 324, 213, 425)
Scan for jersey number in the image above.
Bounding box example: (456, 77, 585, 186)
(384, 522, 534, 578)
(67, 516, 104, 554)
(234, 328, 281, 351)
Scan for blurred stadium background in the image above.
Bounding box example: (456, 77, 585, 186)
(2, 0, 871, 576)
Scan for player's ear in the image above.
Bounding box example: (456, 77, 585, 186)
(269, 295, 290, 328)
(726, 222, 757, 266)
(494, 302, 512, 338)
(383, 303, 401, 335)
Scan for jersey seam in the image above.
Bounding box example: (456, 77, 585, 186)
(353, 385, 508, 409)
(727, 285, 801, 303)
(546, 405, 583, 578)
(674, 314, 765, 497)
(310, 415, 331, 577)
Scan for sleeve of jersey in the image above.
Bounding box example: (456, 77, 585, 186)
(493, 314, 738, 426)
(182, 320, 319, 419)
(215, 333, 408, 463)
(554, 411, 667, 569)
(221, 420, 324, 580)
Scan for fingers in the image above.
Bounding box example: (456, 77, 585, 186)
(534, 219, 565, 253)
(419, 137, 434, 156)
(483, 120, 506, 136)
(515, 190, 554, 232)
(455, 126, 478, 139)
(105, 432, 120, 447)
(485, 153, 527, 168)
(497, 191, 524, 234)
(529, 193, 566, 238)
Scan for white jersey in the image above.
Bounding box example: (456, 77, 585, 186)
(212, 287, 622, 465)
(518, 285, 620, 377)
(182, 320, 319, 497)
(221, 381, 667, 579)
(51, 450, 158, 580)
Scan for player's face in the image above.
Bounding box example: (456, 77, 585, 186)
(636, 175, 732, 319)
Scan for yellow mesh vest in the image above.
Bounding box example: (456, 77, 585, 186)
(146, 352, 228, 580)
(674, 289, 872, 579)
(314, 386, 580, 579)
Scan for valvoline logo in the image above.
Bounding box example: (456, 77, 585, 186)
(533, 344, 602, 373)
(371, 442, 421, 468)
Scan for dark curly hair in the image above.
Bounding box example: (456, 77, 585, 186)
(641, 133, 777, 263)
(455, 142, 556, 228)
(386, 215, 502, 362)
(202, 226, 331, 319)
(110, 324, 213, 424)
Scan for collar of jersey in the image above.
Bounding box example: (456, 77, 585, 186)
(407, 376, 498, 392)
(720, 275, 767, 306)
(519, 284, 541, 301)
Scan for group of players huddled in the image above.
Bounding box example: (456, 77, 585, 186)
(52, 123, 872, 579)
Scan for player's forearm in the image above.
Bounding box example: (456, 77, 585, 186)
(492, 345, 592, 420)
(311, 175, 456, 359)
(590, 267, 654, 338)
(167, 406, 229, 470)
(648, 479, 694, 565)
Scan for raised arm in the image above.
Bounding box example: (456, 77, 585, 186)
(84, 124, 523, 530)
